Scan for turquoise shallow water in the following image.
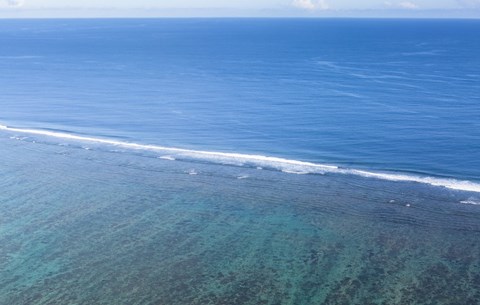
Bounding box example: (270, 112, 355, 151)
(1, 132, 480, 305)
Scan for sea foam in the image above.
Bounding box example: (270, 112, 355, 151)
(460, 199, 480, 205)
(1, 124, 480, 193)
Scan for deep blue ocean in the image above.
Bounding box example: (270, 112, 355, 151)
(1, 19, 480, 305)
(1, 18, 480, 182)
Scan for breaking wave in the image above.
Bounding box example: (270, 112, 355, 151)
(1, 123, 480, 193)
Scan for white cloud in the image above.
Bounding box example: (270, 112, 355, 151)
(399, 1, 419, 9)
(293, 0, 315, 10)
(384, 1, 419, 9)
(456, 0, 480, 8)
(5, 0, 24, 7)
(292, 0, 330, 11)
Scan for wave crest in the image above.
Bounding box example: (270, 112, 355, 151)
(1, 124, 479, 193)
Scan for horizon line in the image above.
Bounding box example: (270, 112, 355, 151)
(1, 16, 480, 20)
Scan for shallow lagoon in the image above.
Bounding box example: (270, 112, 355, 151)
(1, 133, 479, 305)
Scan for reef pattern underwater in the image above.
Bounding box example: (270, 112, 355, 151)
(1, 135, 480, 305)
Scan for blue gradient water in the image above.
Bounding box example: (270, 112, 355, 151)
(1, 19, 479, 181)
(1, 19, 480, 305)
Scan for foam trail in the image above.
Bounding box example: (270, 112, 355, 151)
(344, 169, 480, 194)
(0, 124, 337, 170)
(1, 124, 480, 193)
(460, 198, 480, 205)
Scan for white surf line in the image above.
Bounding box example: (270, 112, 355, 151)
(345, 169, 480, 193)
(0, 124, 337, 171)
(2, 124, 480, 193)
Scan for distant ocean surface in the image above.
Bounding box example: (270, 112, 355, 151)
(1, 18, 480, 183)
(1, 19, 480, 305)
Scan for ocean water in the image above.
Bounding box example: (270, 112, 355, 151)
(1, 19, 480, 304)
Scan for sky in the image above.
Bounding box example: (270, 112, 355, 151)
(0, 0, 479, 18)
